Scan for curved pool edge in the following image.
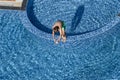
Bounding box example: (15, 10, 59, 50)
(19, 11, 53, 40)
(19, 11, 120, 42)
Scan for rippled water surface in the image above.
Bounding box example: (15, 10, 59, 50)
(0, 0, 120, 80)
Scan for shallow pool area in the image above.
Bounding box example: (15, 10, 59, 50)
(0, 0, 120, 80)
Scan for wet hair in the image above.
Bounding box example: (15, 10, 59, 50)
(53, 26, 59, 32)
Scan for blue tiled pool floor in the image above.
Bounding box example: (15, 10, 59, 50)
(0, 0, 120, 80)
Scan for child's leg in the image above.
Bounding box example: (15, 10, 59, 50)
(61, 29, 66, 42)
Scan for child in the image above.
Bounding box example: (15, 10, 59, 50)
(52, 20, 66, 44)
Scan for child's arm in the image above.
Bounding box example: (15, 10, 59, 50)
(57, 35, 61, 42)
(52, 31, 55, 39)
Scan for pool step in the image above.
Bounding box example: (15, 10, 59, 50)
(0, 0, 24, 7)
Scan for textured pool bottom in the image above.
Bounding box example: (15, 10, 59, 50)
(1, 1, 120, 80)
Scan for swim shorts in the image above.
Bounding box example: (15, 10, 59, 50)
(62, 22, 66, 30)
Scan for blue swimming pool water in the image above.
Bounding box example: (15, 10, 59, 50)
(0, 0, 120, 80)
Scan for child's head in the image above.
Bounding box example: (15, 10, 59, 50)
(53, 26, 59, 32)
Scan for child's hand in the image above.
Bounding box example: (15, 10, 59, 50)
(54, 39, 57, 44)
(54, 39, 59, 44)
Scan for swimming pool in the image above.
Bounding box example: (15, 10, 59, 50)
(0, 0, 120, 80)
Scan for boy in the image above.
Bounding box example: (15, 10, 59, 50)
(52, 20, 66, 44)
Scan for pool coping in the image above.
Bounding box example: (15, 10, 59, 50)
(0, 0, 28, 10)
